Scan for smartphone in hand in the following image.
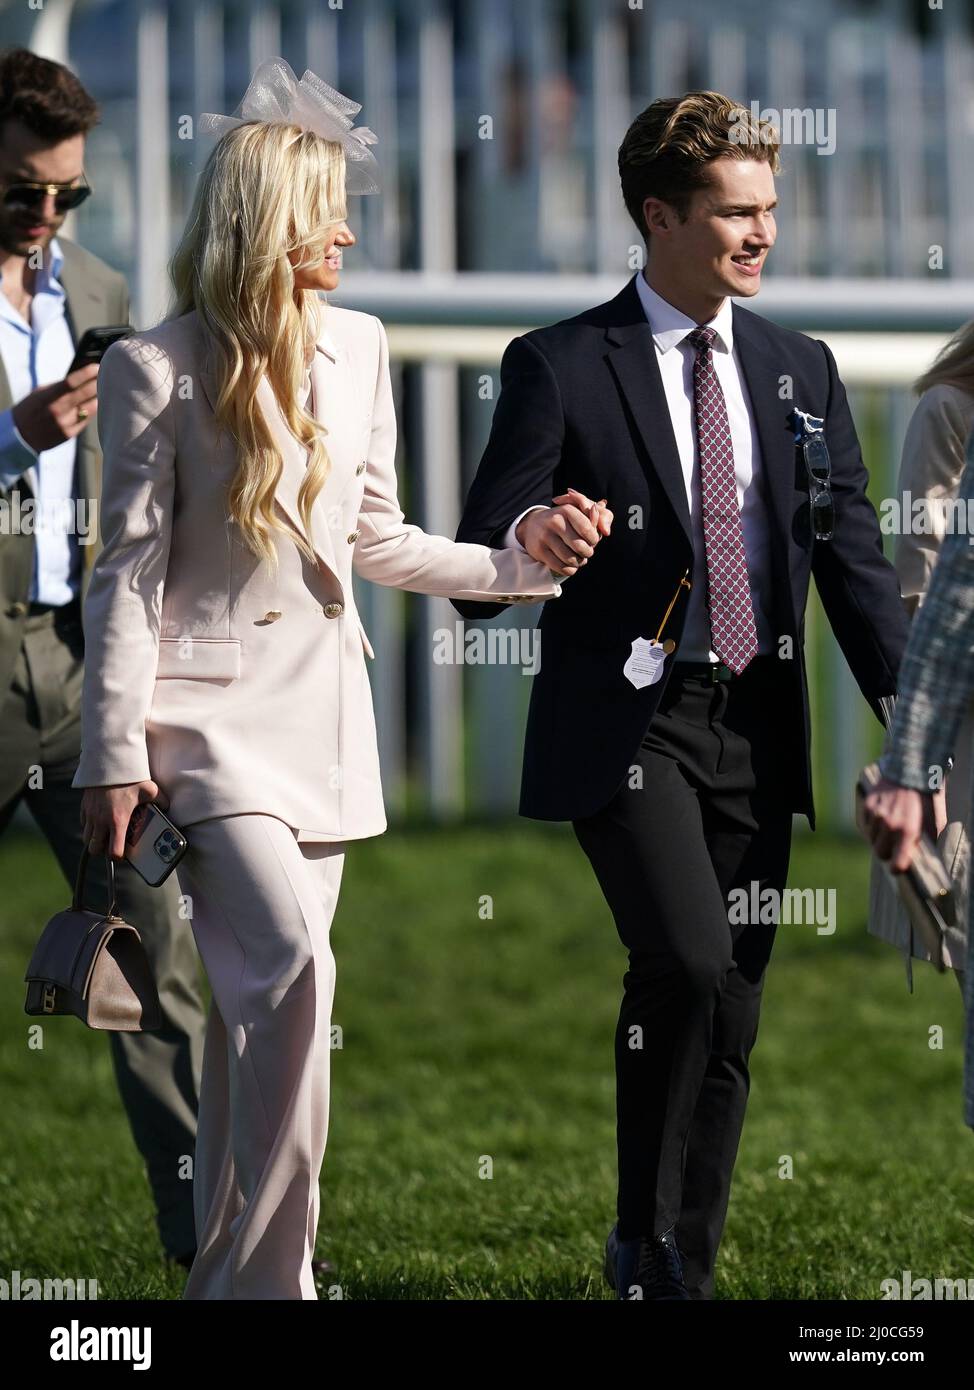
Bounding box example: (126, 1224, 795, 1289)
(68, 325, 133, 376)
(124, 802, 188, 887)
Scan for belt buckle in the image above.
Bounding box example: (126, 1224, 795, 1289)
(713, 662, 733, 683)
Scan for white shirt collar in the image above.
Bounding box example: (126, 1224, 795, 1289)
(633, 269, 733, 356)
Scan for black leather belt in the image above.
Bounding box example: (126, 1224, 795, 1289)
(670, 654, 778, 684)
(670, 660, 735, 683)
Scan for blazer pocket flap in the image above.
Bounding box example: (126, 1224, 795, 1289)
(156, 637, 242, 679)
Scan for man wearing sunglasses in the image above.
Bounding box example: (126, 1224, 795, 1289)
(454, 92, 910, 1299)
(0, 47, 205, 1273)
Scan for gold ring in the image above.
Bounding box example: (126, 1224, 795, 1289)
(77, 406, 89, 422)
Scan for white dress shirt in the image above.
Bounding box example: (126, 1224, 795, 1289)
(0, 236, 82, 605)
(504, 270, 776, 663)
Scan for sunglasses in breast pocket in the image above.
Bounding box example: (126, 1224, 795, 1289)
(790, 410, 834, 543)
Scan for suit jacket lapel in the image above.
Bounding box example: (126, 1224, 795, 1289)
(58, 239, 107, 502)
(195, 314, 340, 581)
(0, 353, 12, 417)
(731, 305, 802, 634)
(602, 277, 800, 636)
(58, 241, 105, 344)
(604, 277, 693, 553)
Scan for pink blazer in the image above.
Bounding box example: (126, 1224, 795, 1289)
(71, 305, 562, 839)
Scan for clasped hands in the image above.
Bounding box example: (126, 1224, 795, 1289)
(517, 488, 613, 576)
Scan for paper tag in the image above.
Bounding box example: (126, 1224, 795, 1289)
(623, 637, 668, 689)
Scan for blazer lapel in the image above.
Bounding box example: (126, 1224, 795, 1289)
(604, 278, 693, 553)
(602, 279, 801, 635)
(731, 306, 802, 634)
(58, 240, 106, 345)
(58, 239, 107, 499)
(306, 329, 348, 548)
(195, 314, 340, 580)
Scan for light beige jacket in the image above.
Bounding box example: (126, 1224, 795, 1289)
(71, 305, 562, 839)
(869, 382, 974, 977)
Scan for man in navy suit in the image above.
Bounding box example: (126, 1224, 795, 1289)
(453, 92, 909, 1299)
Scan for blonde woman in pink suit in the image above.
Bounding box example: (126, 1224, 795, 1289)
(73, 63, 610, 1300)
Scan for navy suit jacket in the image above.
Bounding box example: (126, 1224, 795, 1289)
(452, 273, 909, 830)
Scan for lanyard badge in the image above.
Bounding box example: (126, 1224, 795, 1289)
(623, 569, 691, 689)
(790, 409, 833, 542)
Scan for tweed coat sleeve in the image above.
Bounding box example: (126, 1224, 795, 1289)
(880, 434, 974, 792)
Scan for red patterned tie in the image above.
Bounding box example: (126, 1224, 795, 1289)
(687, 326, 759, 675)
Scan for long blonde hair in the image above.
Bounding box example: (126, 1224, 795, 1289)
(914, 319, 974, 397)
(166, 120, 348, 570)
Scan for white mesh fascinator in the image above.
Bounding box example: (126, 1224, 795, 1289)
(199, 57, 380, 194)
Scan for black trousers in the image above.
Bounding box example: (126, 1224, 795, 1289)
(572, 653, 796, 1298)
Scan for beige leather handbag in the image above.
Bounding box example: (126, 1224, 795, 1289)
(24, 847, 162, 1031)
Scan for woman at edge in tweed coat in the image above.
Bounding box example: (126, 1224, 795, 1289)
(867, 324, 974, 991)
(861, 431, 974, 1133)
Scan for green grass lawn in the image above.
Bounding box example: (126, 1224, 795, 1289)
(1, 821, 971, 1300)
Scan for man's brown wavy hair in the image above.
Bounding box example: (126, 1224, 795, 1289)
(0, 46, 99, 140)
(619, 91, 781, 245)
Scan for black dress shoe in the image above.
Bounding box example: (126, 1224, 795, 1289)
(604, 1223, 691, 1300)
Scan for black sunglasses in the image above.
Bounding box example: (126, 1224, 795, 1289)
(1, 171, 92, 213)
(801, 432, 834, 541)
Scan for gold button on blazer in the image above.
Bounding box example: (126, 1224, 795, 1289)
(71, 306, 563, 839)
